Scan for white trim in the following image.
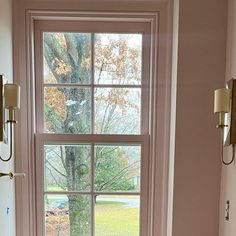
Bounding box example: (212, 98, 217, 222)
(91, 142, 95, 236)
(167, 0, 178, 235)
(44, 191, 141, 195)
(43, 84, 142, 88)
(91, 33, 95, 135)
(35, 134, 149, 143)
(14, 7, 173, 236)
(35, 19, 150, 235)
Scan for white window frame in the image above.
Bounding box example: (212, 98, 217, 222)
(14, 9, 172, 236)
(34, 20, 150, 236)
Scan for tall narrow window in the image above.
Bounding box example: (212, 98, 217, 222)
(35, 20, 150, 236)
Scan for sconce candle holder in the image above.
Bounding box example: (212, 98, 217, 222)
(214, 79, 236, 165)
(0, 75, 20, 162)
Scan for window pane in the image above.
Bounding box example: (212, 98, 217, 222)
(44, 87, 91, 134)
(94, 145, 141, 192)
(43, 32, 92, 84)
(95, 195, 140, 236)
(44, 145, 91, 192)
(94, 34, 142, 85)
(95, 88, 141, 134)
(45, 194, 91, 236)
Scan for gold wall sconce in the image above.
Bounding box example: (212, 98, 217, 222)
(214, 79, 236, 165)
(0, 75, 20, 162)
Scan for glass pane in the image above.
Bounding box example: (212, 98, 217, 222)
(44, 87, 91, 134)
(95, 88, 141, 134)
(43, 32, 92, 84)
(44, 145, 91, 192)
(94, 145, 141, 192)
(45, 194, 91, 236)
(95, 195, 140, 236)
(94, 34, 142, 85)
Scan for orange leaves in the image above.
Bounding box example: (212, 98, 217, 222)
(53, 58, 72, 76)
(95, 88, 139, 114)
(95, 35, 142, 84)
(45, 87, 67, 121)
(107, 88, 127, 107)
(45, 214, 69, 236)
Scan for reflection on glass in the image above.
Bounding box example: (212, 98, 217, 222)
(95, 88, 141, 134)
(95, 195, 140, 236)
(94, 34, 142, 85)
(43, 32, 92, 84)
(45, 194, 91, 236)
(44, 145, 91, 192)
(44, 87, 91, 134)
(94, 145, 141, 192)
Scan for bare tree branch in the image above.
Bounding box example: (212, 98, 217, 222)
(46, 159, 67, 178)
(98, 161, 140, 191)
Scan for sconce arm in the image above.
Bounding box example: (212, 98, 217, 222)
(220, 128, 235, 165)
(0, 121, 13, 162)
(221, 144, 235, 165)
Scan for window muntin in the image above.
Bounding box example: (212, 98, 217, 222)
(44, 144, 142, 235)
(43, 32, 143, 135)
(44, 144, 141, 193)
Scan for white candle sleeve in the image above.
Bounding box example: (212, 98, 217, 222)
(4, 83, 20, 110)
(214, 88, 230, 113)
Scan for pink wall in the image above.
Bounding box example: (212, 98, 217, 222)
(172, 0, 227, 236)
(0, 0, 16, 235)
(219, 0, 236, 235)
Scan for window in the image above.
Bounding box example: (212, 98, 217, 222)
(34, 20, 150, 236)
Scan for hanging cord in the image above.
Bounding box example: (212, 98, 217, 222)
(220, 127, 235, 165)
(0, 121, 13, 162)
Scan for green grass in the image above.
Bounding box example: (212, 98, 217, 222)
(47, 185, 64, 191)
(99, 195, 139, 199)
(95, 202, 139, 236)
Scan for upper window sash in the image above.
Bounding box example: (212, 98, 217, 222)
(34, 20, 151, 135)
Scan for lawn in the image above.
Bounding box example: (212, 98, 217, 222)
(95, 201, 139, 236)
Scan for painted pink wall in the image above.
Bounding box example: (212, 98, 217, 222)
(0, 0, 16, 235)
(172, 0, 227, 236)
(219, 0, 236, 235)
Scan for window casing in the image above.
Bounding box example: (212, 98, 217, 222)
(34, 20, 151, 236)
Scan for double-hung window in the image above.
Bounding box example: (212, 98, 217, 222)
(34, 20, 150, 236)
